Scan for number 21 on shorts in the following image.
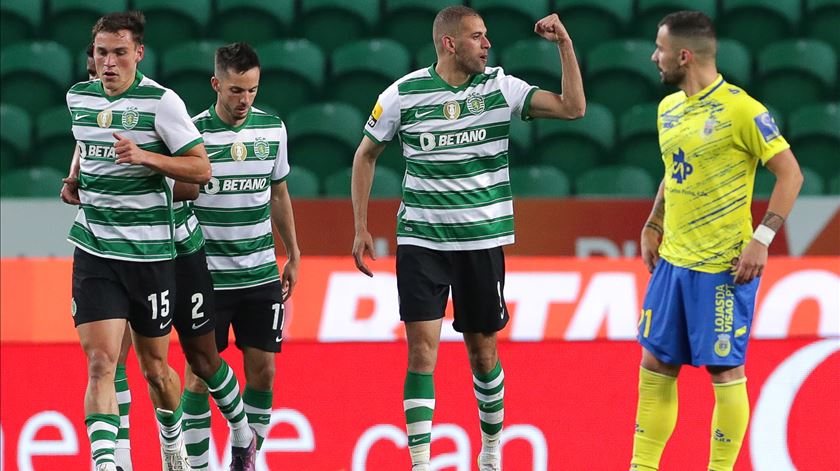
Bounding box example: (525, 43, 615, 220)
(639, 308, 652, 338)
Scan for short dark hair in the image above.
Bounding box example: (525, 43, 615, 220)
(658, 10, 716, 41)
(215, 42, 260, 76)
(86, 42, 94, 58)
(92, 11, 145, 45)
(433, 5, 481, 49)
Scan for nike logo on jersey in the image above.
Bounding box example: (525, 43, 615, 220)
(415, 109, 435, 119)
(159, 319, 172, 330)
(192, 319, 210, 330)
(207, 149, 227, 159)
(275, 336, 282, 343)
(74, 113, 88, 120)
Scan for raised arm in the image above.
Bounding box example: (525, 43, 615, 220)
(351, 135, 387, 277)
(527, 13, 586, 120)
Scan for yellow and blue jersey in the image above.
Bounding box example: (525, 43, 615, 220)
(656, 75, 790, 273)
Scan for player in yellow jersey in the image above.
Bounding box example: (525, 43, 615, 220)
(629, 11, 803, 471)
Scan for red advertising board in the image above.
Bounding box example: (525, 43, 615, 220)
(1, 340, 838, 470)
(288, 199, 840, 256)
(2, 257, 838, 343)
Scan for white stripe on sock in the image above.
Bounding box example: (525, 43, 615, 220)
(87, 422, 119, 435)
(406, 421, 433, 436)
(473, 369, 505, 389)
(207, 367, 234, 393)
(474, 387, 505, 403)
(478, 409, 505, 424)
(403, 398, 435, 410)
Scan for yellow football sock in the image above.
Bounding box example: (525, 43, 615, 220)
(630, 367, 678, 471)
(708, 377, 749, 471)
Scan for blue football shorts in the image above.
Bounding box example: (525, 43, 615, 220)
(637, 258, 760, 367)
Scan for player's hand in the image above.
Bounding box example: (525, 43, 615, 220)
(731, 239, 767, 284)
(352, 229, 376, 277)
(280, 257, 299, 302)
(60, 176, 81, 205)
(640, 224, 662, 273)
(534, 13, 571, 45)
(113, 132, 149, 166)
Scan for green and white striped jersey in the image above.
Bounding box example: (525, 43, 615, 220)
(66, 71, 203, 261)
(364, 65, 537, 251)
(191, 105, 290, 290)
(171, 199, 205, 257)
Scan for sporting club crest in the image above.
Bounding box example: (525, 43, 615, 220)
(465, 92, 485, 115)
(253, 137, 270, 160)
(121, 106, 139, 130)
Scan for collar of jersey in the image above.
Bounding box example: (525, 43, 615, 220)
(684, 74, 725, 103)
(97, 70, 144, 102)
(208, 103, 253, 132)
(428, 63, 482, 93)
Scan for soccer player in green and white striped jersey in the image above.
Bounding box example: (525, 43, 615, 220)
(64, 12, 211, 471)
(66, 37, 260, 471)
(60, 42, 137, 471)
(351, 7, 585, 471)
(179, 43, 301, 470)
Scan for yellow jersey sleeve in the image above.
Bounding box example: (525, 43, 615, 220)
(731, 97, 790, 166)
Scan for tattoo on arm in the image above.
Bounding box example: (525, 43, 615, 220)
(761, 211, 785, 232)
(645, 221, 664, 235)
(651, 194, 665, 222)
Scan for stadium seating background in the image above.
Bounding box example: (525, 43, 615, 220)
(1, 0, 838, 198)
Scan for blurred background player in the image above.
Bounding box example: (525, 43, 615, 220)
(351, 6, 584, 471)
(65, 11, 211, 471)
(180, 42, 300, 470)
(631, 11, 803, 471)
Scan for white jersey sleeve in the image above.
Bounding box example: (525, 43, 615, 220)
(155, 90, 203, 156)
(363, 83, 400, 144)
(497, 68, 539, 120)
(272, 122, 291, 182)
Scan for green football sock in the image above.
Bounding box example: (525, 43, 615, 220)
(404, 371, 435, 466)
(243, 386, 273, 450)
(473, 360, 504, 449)
(182, 389, 211, 469)
(86, 413, 120, 467)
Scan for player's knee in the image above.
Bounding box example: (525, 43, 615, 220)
(467, 350, 496, 374)
(407, 346, 437, 372)
(707, 364, 744, 383)
(184, 350, 218, 381)
(86, 349, 118, 381)
(186, 375, 209, 394)
(140, 361, 169, 390)
(641, 348, 680, 377)
(245, 360, 275, 389)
